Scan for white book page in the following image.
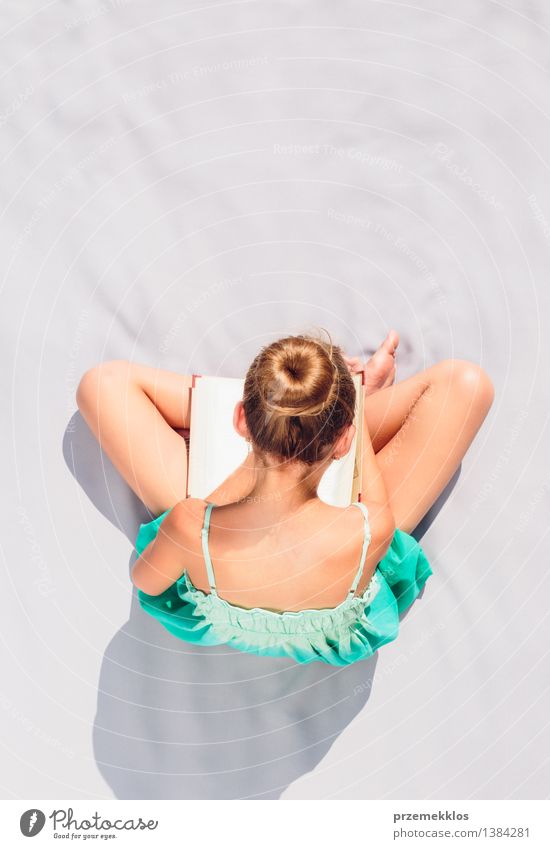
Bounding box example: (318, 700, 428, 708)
(187, 377, 248, 499)
(317, 438, 357, 507)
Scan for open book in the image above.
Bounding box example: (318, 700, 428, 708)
(186, 371, 364, 507)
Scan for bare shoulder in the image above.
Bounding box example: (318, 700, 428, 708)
(168, 497, 209, 537)
(314, 502, 371, 557)
(327, 500, 394, 540)
(361, 500, 396, 543)
(360, 500, 396, 571)
(325, 500, 395, 569)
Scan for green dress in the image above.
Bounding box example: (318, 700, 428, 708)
(135, 501, 432, 666)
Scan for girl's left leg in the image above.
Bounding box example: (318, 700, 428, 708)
(76, 360, 194, 516)
(367, 359, 495, 534)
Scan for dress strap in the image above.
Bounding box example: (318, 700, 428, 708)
(201, 502, 218, 595)
(348, 501, 372, 597)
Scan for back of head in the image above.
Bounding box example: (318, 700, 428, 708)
(242, 330, 356, 466)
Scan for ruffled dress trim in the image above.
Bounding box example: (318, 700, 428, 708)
(135, 509, 432, 666)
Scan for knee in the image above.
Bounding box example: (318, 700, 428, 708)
(76, 359, 129, 408)
(433, 359, 495, 408)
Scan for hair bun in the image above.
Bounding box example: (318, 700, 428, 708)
(242, 330, 356, 465)
(263, 339, 336, 417)
(276, 346, 314, 383)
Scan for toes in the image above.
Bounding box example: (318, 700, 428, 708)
(381, 365, 396, 388)
(383, 329, 400, 356)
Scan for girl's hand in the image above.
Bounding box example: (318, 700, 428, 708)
(342, 354, 367, 375)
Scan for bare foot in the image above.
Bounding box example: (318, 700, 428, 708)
(363, 329, 400, 395)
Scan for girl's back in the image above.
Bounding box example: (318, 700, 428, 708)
(134, 494, 432, 666)
(178, 497, 393, 614)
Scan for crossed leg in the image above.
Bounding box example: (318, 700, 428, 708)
(363, 359, 495, 534)
(76, 361, 194, 516)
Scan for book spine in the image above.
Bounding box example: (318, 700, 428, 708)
(358, 368, 365, 501)
(186, 375, 202, 496)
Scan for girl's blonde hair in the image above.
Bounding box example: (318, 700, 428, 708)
(242, 329, 356, 465)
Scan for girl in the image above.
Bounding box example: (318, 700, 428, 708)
(76, 330, 494, 665)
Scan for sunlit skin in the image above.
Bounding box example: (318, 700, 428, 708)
(76, 331, 494, 610)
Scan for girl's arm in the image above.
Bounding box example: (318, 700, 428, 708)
(358, 407, 396, 539)
(359, 404, 392, 509)
(79, 359, 194, 428)
(341, 355, 392, 511)
(343, 358, 395, 533)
